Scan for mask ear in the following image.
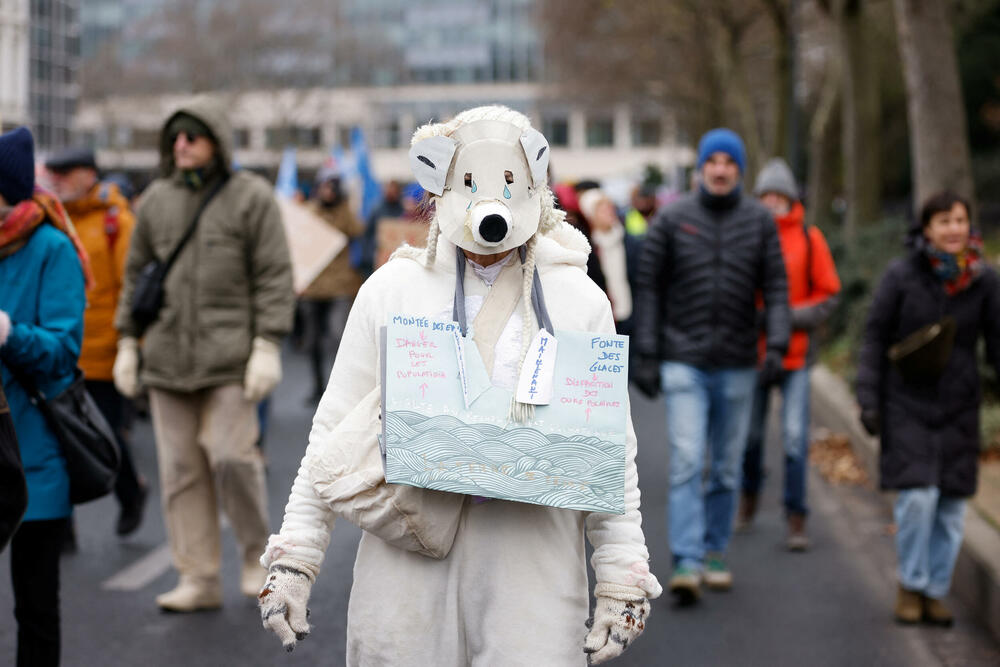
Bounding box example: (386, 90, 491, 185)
(520, 128, 549, 188)
(408, 135, 457, 196)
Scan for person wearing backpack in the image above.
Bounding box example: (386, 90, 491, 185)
(0, 126, 89, 667)
(737, 158, 841, 550)
(113, 98, 294, 612)
(45, 148, 149, 539)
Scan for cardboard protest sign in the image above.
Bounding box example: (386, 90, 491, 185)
(380, 315, 628, 514)
(375, 218, 428, 269)
(276, 197, 348, 294)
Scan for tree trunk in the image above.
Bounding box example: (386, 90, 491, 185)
(838, 0, 882, 239)
(892, 0, 975, 210)
(807, 58, 842, 230)
(763, 0, 793, 160)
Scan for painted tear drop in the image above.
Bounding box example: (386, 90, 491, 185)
(503, 184, 511, 199)
(471, 181, 478, 193)
(466, 201, 472, 211)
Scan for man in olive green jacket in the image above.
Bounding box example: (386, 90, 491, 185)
(113, 97, 294, 612)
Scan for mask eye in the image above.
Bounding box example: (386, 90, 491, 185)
(504, 170, 514, 184)
(464, 172, 473, 188)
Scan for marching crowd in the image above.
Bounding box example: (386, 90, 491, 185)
(0, 97, 997, 666)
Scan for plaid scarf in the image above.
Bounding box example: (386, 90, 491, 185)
(925, 235, 984, 296)
(0, 186, 95, 289)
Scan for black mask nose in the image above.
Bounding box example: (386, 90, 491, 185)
(479, 214, 508, 243)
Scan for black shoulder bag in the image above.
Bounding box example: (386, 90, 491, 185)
(4, 364, 120, 505)
(0, 379, 27, 549)
(130, 176, 229, 335)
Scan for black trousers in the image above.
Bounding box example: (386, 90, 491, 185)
(84, 380, 143, 506)
(303, 298, 351, 398)
(10, 518, 67, 667)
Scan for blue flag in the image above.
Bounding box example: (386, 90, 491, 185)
(275, 146, 298, 199)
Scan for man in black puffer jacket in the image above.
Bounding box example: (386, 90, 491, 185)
(632, 128, 790, 606)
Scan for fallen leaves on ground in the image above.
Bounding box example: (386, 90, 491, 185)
(979, 447, 1000, 463)
(810, 430, 869, 486)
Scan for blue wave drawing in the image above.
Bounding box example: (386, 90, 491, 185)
(384, 411, 625, 514)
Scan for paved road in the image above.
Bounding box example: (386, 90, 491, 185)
(1, 348, 998, 666)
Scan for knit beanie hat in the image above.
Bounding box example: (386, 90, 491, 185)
(0, 127, 36, 205)
(697, 128, 746, 174)
(753, 157, 798, 201)
(578, 188, 609, 222)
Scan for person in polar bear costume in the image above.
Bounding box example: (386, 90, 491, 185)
(258, 105, 661, 666)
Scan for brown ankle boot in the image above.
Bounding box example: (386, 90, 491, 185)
(735, 493, 758, 532)
(786, 513, 809, 552)
(922, 595, 954, 627)
(894, 585, 922, 624)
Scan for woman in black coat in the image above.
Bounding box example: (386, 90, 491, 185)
(856, 191, 1000, 627)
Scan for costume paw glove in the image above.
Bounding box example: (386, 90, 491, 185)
(0, 310, 10, 348)
(259, 564, 313, 652)
(112, 337, 140, 398)
(244, 337, 282, 402)
(583, 583, 651, 665)
(629, 358, 661, 399)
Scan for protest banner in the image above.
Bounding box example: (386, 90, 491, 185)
(276, 196, 349, 294)
(375, 218, 429, 269)
(380, 315, 628, 514)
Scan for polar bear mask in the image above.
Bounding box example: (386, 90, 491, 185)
(409, 119, 550, 255)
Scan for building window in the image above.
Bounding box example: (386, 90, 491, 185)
(131, 128, 159, 150)
(632, 118, 662, 147)
(296, 126, 322, 148)
(542, 116, 568, 147)
(233, 128, 251, 149)
(266, 126, 293, 149)
(374, 121, 400, 149)
(585, 117, 614, 148)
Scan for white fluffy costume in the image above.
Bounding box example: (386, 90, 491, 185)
(260, 106, 661, 666)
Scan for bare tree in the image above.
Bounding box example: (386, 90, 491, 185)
(892, 0, 975, 208)
(539, 0, 784, 175)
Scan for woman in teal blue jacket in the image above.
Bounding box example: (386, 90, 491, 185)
(0, 127, 88, 667)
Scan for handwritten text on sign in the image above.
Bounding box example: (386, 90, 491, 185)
(382, 315, 629, 513)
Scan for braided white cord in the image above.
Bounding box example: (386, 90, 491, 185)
(424, 217, 441, 267)
(508, 234, 540, 423)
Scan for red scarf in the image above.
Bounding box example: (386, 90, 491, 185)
(0, 187, 94, 289)
(925, 235, 984, 296)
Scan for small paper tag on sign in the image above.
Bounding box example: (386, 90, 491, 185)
(515, 330, 558, 405)
(453, 329, 472, 408)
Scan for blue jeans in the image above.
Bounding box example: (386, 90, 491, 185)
(894, 487, 966, 599)
(663, 362, 757, 570)
(741, 368, 811, 516)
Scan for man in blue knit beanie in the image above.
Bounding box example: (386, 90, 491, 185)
(631, 127, 791, 605)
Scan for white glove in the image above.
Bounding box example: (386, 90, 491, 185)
(259, 563, 313, 652)
(583, 583, 651, 665)
(112, 337, 140, 398)
(0, 310, 10, 348)
(244, 337, 282, 402)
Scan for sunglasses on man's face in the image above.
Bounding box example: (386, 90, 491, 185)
(173, 130, 206, 144)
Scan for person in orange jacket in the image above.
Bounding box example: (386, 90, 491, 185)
(45, 149, 149, 537)
(737, 158, 841, 550)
